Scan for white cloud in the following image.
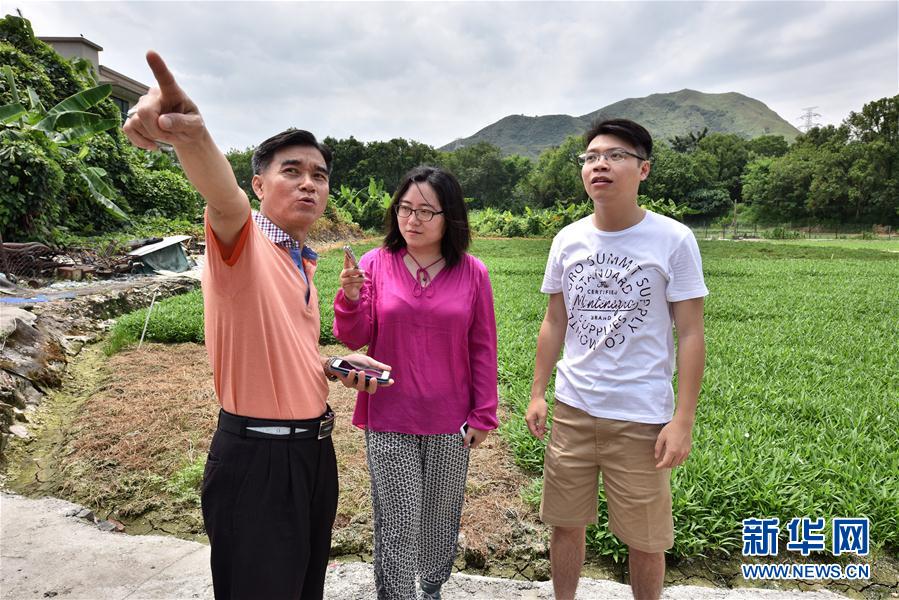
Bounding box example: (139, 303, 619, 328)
(10, 0, 897, 150)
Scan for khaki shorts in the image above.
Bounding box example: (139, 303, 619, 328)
(540, 401, 674, 553)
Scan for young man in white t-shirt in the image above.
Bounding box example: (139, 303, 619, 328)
(526, 119, 708, 600)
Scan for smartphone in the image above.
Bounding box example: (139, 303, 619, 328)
(343, 244, 359, 269)
(329, 358, 391, 385)
(460, 422, 469, 436)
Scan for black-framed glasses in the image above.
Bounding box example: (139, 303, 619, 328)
(577, 148, 647, 166)
(396, 205, 444, 222)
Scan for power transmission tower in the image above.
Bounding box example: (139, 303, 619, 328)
(797, 107, 822, 131)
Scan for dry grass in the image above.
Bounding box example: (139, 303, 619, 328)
(58, 342, 541, 558)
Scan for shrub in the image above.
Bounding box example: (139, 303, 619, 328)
(763, 227, 801, 240)
(0, 135, 65, 240)
(128, 168, 203, 218)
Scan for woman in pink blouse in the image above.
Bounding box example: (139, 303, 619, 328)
(333, 166, 498, 600)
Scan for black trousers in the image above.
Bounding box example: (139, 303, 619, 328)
(201, 426, 338, 599)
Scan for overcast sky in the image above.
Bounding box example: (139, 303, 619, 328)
(10, 1, 898, 152)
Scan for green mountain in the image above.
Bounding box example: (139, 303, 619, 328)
(440, 89, 801, 159)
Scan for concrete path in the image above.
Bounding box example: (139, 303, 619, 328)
(0, 493, 842, 599)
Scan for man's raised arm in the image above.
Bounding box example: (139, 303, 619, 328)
(123, 51, 249, 246)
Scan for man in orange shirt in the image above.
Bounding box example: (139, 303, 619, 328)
(124, 51, 391, 599)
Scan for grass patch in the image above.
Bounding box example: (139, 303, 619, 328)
(766, 238, 899, 252)
(105, 289, 205, 354)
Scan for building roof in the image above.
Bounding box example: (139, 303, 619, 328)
(38, 36, 103, 51)
(99, 65, 150, 95)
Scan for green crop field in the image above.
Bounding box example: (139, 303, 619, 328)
(110, 237, 899, 561)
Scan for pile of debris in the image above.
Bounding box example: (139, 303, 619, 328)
(0, 236, 197, 287)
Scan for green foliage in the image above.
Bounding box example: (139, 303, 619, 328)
(0, 134, 65, 239)
(0, 15, 201, 242)
(516, 135, 585, 208)
(128, 168, 203, 218)
(762, 227, 801, 240)
(0, 16, 88, 106)
(436, 142, 529, 210)
(328, 179, 392, 231)
(685, 188, 731, 216)
(165, 455, 205, 506)
(669, 127, 708, 153)
(739, 97, 898, 226)
(747, 134, 789, 158)
(324, 136, 439, 193)
(697, 133, 750, 202)
(224, 146, 256, 205)
(469, 197, 694, 238)
(641, 144, 716, 206)
(0, 60, 129, 234)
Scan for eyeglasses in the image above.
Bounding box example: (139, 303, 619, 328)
(396, 205, 444, 222)
(577, 148, 647, 166)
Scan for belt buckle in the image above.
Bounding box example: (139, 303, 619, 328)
(317, 413, 335, 440)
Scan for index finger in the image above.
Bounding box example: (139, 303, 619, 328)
(146, 50, 181, 95)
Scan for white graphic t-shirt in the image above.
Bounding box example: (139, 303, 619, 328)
(542, 211, 708, 424)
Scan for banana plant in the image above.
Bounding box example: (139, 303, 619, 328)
(0, 65, 127, 220)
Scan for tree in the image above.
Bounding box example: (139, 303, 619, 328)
(353, 138, 438, 193)
(225, 146, 255, 204)
(517, 135, 585, 208)
(747, 135, 789, 158)
(668, 127, 708, 153)
(437, 142, 530, 210)
(697, 133, 750, 204)
(322, 135, 367, 190)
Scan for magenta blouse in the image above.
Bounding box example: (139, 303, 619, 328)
(333, 247, 499, 434)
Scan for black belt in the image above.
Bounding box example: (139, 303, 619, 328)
(217, 407, 335, 440)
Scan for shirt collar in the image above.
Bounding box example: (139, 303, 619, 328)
(253, 211, 318, 261)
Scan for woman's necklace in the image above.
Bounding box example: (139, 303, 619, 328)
(406, 250, 444, 298)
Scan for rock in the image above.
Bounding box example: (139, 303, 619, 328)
(8, 424, 29, 438)
(107, 518, 126, 532)
(60, 335, 91, 356)
(0, 307, 38, 339)
(75, 508, 94, 521)
(96, 520, 117, 532)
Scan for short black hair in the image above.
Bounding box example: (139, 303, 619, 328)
(384, 166, 470, 268)
(584, 119, 653, 160)
(251, 129, 332, 175)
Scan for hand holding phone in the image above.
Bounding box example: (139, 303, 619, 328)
(340, 244, 365, 301)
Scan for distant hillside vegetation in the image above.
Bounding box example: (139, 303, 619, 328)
(441, 89, 800, 159)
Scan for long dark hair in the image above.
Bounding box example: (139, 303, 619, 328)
(384, 166, 470, 268)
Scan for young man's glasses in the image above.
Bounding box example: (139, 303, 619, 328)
(396, 205, 444, 222)
(577, 148, 647, 166)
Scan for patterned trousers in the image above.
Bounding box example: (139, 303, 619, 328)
(366, 430, 471, 600)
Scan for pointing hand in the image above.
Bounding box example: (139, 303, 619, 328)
(123, 51, 206, 151)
